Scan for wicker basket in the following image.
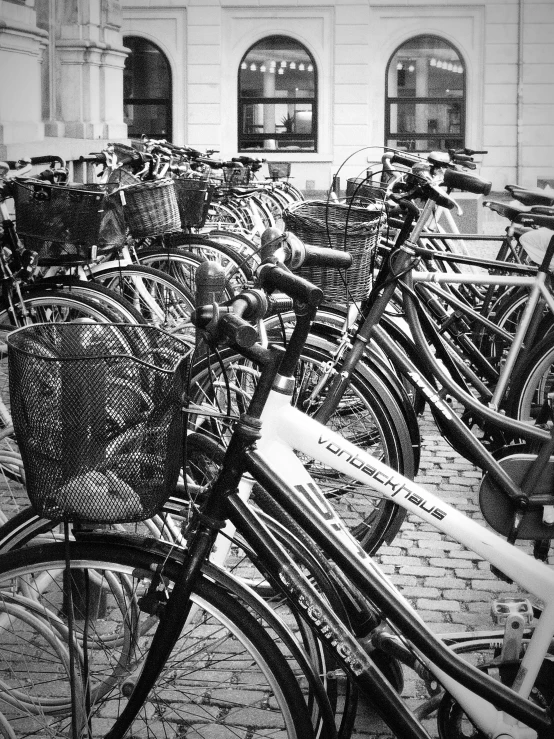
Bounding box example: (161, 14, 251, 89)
(268, 162, 291, 180)
(173, 177, 212, 229)
(13, 179, 125, 263)
(8, 323, 191, 523)
(118, 178, 181, 238)
(283, 200, 385, 303)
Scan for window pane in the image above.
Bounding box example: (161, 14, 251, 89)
(124, 103, 171, 139)
(124, 37, 171, 100)
(388, 36, 464, 99)
(240, 37, 315, 98)
(389, 101, 462, 136)
(241, 103, 314, 136)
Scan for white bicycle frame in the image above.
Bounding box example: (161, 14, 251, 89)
(218, 383, 554, 739)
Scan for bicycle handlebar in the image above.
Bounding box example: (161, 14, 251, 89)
(443, 168, 492, 196)
(260, 227, 352, 271)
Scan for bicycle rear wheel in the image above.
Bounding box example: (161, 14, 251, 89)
(188, 332, 415, 554)
(0, 540, 315, 739)
(91, 264, 195, 343)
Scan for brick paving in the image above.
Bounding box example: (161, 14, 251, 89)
(350, 408, 537, 739)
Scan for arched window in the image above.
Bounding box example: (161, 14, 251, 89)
(123, 36, 172, 140)
(385, 35, 465, 152)
(238, 36, 317, 152)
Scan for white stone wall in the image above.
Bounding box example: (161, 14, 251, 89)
(0, 0, 552, 191)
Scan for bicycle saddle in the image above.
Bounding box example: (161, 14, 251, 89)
(505, 184, 554, 207)
(484, 200, 554, 228)
(519, 227, 554, 269)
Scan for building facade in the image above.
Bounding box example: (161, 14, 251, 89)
(1, 0, 552, 191)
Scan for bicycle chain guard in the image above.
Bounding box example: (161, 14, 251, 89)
(479, 453, 554, 540)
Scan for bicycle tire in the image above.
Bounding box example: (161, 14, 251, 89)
(146, 236, 252, 290)
(36, 276, 146, 324)
(0, 286, 126, 327)
(188, 332, 414, 554)
(0, 540, 316, 739)
(505, 332, 554, 422)
(91, 264, 195, 343)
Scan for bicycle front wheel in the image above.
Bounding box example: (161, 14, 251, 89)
(0, 540, 315, 739)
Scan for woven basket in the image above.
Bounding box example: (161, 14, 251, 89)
(173, 177, 211, 229)
(8, 323, 191, 523)
(13, 179, 125, 263)
(268, 162, 291, 180)
(118, 178, 181, 238)
(283, 200, 385, 303)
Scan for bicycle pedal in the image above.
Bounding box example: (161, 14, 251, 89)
(491, 597, 533, 626)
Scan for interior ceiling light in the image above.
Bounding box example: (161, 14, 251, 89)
(307, 64, 313, 72)
(280, 61, 287, 67)
(430, 58, 437, 66)
(298, 62, 305, 71)
(250, 63, 256, 71)
(241, 62, 247, 70)
(260, 64, 266, 72)
(289, 61, 296, 69)
(277, 67, 284, 74)
(397, 61, 403, 70)
(408, 64, 415, 72)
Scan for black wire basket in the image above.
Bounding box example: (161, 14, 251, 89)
(283, 200, 386, 303)
(267, 162, 291, 180)
(12, 179, 125, 264)
(345, 178, 388, 207)
(173, 177, 212, 229)
(8, 323, 190, 523)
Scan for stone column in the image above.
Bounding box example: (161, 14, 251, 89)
(100, 46, 128, 140)
(0, 1, 47, 148)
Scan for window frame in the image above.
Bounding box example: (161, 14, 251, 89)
(123, 36, 173, 142)
(385, 34, 466, 153)
(237, 35, 318, 153)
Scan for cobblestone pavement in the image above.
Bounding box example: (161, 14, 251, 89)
(350, 410, 538, 739)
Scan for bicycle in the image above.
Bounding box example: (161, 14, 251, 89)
(3, 244, 554, 738)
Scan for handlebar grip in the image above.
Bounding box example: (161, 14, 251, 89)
(218, 313, 259, 349)
(390, 152, 422, 168)
(29, 155, 66, 167)
(301, 245, 352, 270)
(79, 153, 108, 165)
(443, 168, 492, 196)
(258, 263, 324, 306)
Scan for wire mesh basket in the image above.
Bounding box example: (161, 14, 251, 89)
(346, 178, 388, 207)
(8, 323, 190, 523)
(223, 166, 251, 186)
(173, 177, 212, 229)
(12, 179, 125, 264)
(267, 162, 291, 180)
(283, 200, 386, 303)
(117, 178, 181, 238)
